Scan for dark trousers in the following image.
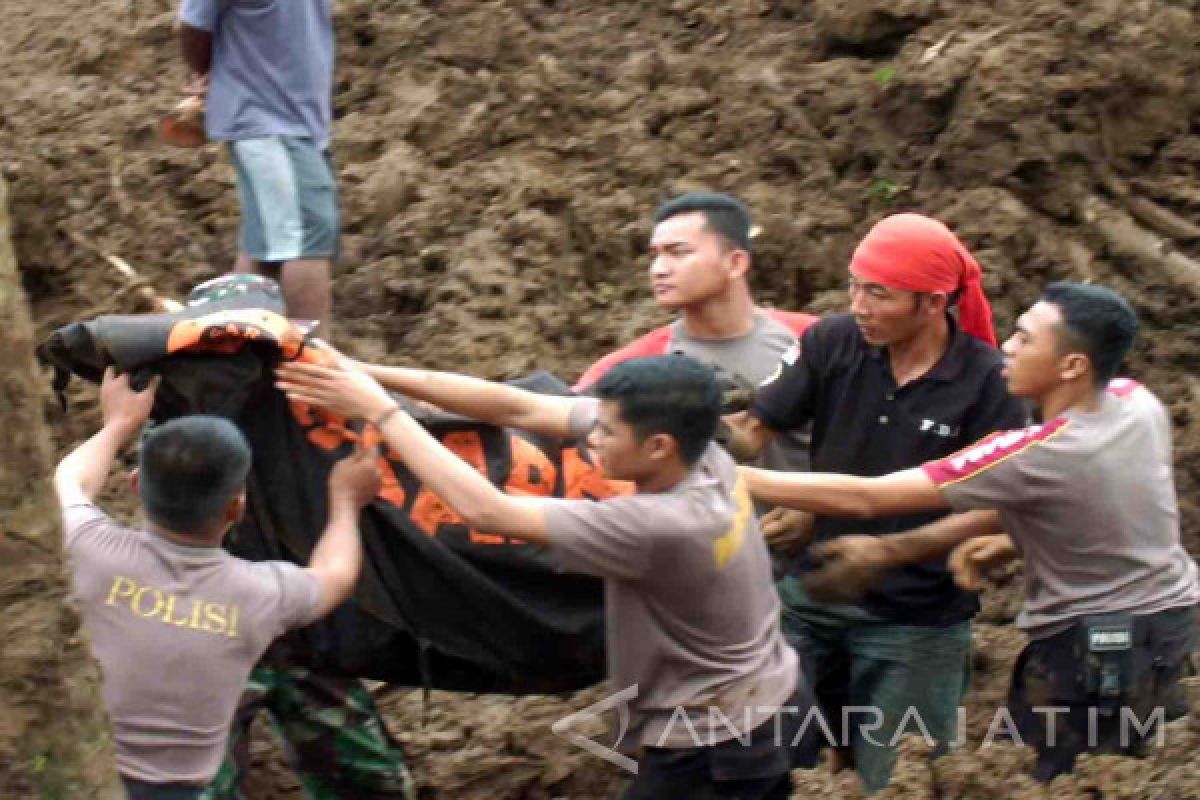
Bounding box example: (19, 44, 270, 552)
(621, 684, 820, 800)
(1009, 604, 1197, 781)
(123, 778, 204, 800)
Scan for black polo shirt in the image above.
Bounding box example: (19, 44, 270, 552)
(751, 312, 1029, 625)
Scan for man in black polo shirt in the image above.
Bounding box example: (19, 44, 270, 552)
(727, 213, 1027, 791)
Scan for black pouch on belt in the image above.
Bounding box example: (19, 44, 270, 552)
(1079, 612, 1135, 711)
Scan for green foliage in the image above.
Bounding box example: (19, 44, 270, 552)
(873, 67, 897, 87)
(868, 178, 911, 204)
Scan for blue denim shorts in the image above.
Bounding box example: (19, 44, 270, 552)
(229, 136, 339, 262)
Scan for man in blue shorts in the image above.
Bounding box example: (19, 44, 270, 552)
(179, 0, 338, 330)
(176, 7, 414, 796)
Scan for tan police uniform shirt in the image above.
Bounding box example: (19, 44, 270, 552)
(543, 400, 798, 749)
(64, 504, 322, 784)
(924, 379, 1200, 638)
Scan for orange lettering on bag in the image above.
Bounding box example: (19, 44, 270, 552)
(561, 447, 633, 501)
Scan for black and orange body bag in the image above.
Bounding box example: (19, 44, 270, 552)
(39, 275, 624, 693)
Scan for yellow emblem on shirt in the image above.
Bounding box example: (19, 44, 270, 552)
(713, 474, 753, 569)
(105, 576, 241, 639)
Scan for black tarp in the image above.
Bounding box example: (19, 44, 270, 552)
(39, 275, 607, 693)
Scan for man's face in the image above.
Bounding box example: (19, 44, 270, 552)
(847, 272, 937, 346)
(649, 212, 742, 310)
(1000, 301, 1071, 398)
(585, 400, 659, 482)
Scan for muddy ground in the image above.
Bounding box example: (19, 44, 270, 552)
(4, 0, 1200, 797)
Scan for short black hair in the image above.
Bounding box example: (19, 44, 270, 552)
(138, 415, 252, 535)
(653, 191, 752, 252)
(593, 355, 721, 465)
(1041, 281, 1139, 386)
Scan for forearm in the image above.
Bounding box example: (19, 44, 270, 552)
(742, 466, 947, 517)
(742, 468, 876, 517)
(364, 364, 574, 439)
(306, 495, 364, 615)
(179, 24, 212, 76)
(309, 498, 363, 579)
(54, 423, 135, 503)
(874, 510, 1003, 568)
(378, 407, 549, 544)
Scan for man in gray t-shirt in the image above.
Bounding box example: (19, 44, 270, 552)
(277, 352, 819, 799)
(179, 0, 338, 329)
(740, 283, 1199, 781)
(54, 370, 386, 799)
(574, 191, 818, 545)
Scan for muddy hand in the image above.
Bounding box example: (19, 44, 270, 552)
(802, 535, 888, 603)
(759, 507, 814, 557)
(718, 411, 766, 463)
(948, 534, 1017, 592)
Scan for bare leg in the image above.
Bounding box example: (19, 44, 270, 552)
(280, 257, 332, 333)
(233, 251, 259, 274)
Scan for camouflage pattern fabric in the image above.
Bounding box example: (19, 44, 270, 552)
(202, 665, 415, 800)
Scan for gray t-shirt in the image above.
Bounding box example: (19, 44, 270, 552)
(180, 0, 335, 148)
(669, 314, 811, 474)
(64, 504, 322, 784)
(923, 379, 1200, 638)
(543, 400, 799, 749)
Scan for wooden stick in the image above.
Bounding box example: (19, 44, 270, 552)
(1079, 196, 1200, 294)
(64, 230, 183, 312)
(1092, 164, 1200, 241)
(1123, 196, 1200, 242)
(110, 152, 132, 217)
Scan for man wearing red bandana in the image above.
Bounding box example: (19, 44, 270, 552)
(727, 213, 1027, 791)
(742, 282, 1199, 783)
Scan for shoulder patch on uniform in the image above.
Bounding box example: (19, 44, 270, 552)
(922, 417, 1071, 487)
(759, 363, 783, 388)
(760, 345, 799, 388)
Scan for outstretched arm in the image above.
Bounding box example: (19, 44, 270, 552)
(375, 403, 551, 542)
(814, 510, 1003, 570)
(801, 510, 1002, 603)
(741, 466, 948, 518)
(282, 356, 580, 440)
(277, 360, 552, 542)
(364, 362, 580, 439)
(54, 369, 158, 508)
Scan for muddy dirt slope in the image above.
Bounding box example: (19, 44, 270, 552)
(3, 0, 1200, 797)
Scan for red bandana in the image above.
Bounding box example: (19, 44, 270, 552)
(849, 214, 997, 347)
